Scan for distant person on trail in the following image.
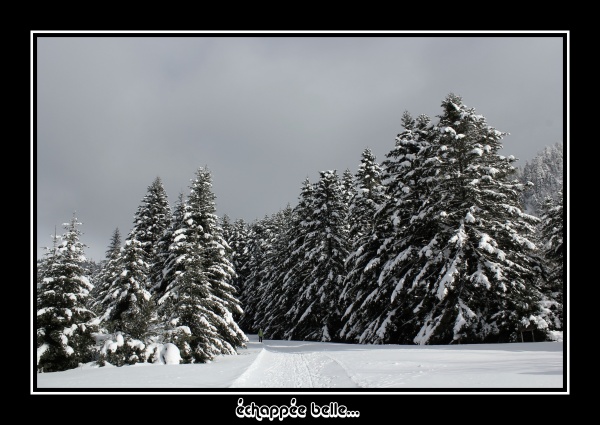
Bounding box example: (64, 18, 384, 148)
(258, 328, 264, 343)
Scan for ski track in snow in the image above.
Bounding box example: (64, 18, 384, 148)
(231, 341, 430, 388)
(230, 346, 357, 388)
(230, 338, 563, 388)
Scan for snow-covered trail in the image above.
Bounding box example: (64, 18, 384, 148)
(36, 335, 563, 389)
(230, 344, 358, 388)
(231, 338, 563, 388)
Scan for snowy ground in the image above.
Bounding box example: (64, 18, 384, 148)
(35, 335, 564, 390)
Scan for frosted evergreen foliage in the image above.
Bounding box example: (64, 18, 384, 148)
(269, 179, 315, 338)
(341, 168, 355, 206)
(37, 215, 98, 372)
(237, 218, 271, 332)
(131, 177, 171, 290)
(221, 216, 250, 322)
(538, 191, 564, 329)
(519, 142, 563, 216)
(156, 167, 247, 362)
(101, 237, 155, 339)
(285, 171, 349, 341)
(253, 206, 294, 339)
(342, 96, 548, 345)
(341, 112, 431, 343)
(91, 228, 122, 316)
(347, 148, 385, 244)
(37, 229, 61, 291)
(384, 95, 544, 344)
(153, 193, 186, 295)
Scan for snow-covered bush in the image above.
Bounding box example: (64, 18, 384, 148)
(96, 331, 183, 366)
(146, 342, 182, 365)
(97, 333, 147, 367)
(162, 325, 195, 364)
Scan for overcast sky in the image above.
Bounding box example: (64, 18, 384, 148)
(35, 33, 565, 261)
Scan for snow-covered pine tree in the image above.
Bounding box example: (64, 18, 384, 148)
(153, 192, 186, 295)
(91, 228, 122, 317)
(165, 252, 230, 363)
(157, 168, 247, 362)
(153, 192, 190, 339)
(221, 216, 250, 323)
(37, 215, 98, 372)
(128, 177, 171, 292)
(541, 190, 564, 291)
(341, 168, 355, 207)
(80, 258, 101, 298)
(519, 142, 564, 216)
(236, 217, 270, 332)
(191, 168, 246, 348)
(238, 206, 292, 338)
(107, 228, 122, 258)
(232, 219, 251, 289)
(253, 206, 294, 339)
(347, 148, 385, 245)
(285, 170, 349, 341)
(101, 236, 155, 339)
(240, 212, 282, 334)
(36, 227, 61, 291)
(275, 178, 315, 338)
(384, 94, 546, 344)
(538, 190, 564, 330)
(36, 258, 46, 291)
(220, 215, 235, 261)
(340, 112, 432, 343)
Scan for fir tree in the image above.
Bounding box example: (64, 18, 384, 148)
(342, 96, 549, 344)
(239, 208, 294, 335)
(519, 142, 563, 216)
(157, 167, 247, 362)
(255, 206, 294, 339)
(37, 215, 98, 372)
(80, 258, 101, 300)
(231, 219, 251, 302)
(347, 148, 385, 245)
(382, 94, 545, 344)
(37, 227, 61, 291)
(91, 228, 122, 317)
(538, 191, 564, 330)
(153, 193, 187, 295)
(341, 112, 430, 343)
(276, 178, 315, 338)
(107, 228, 122, 259)
(220, 215, 234, 260)
(36, 259, 45, 291)
(285, 171, 349, 341)
(189, 168, 245, 341)
(221, 216, 250, 323)
(341, 168, 355, 206)
(153, 192, 190, 345)
(101, 237, 155, 340)
(237, 218, 271, 332)
(541, 191, 564, 292)
(131, 177, 171, 291)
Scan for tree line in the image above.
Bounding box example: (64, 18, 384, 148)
(36, 94, 564, 372)
(37, 169, 246, 371)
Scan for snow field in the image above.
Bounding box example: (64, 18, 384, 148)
(37, 335, 563, 389)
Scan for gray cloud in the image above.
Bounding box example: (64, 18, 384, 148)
(35, 34, 564, 261)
